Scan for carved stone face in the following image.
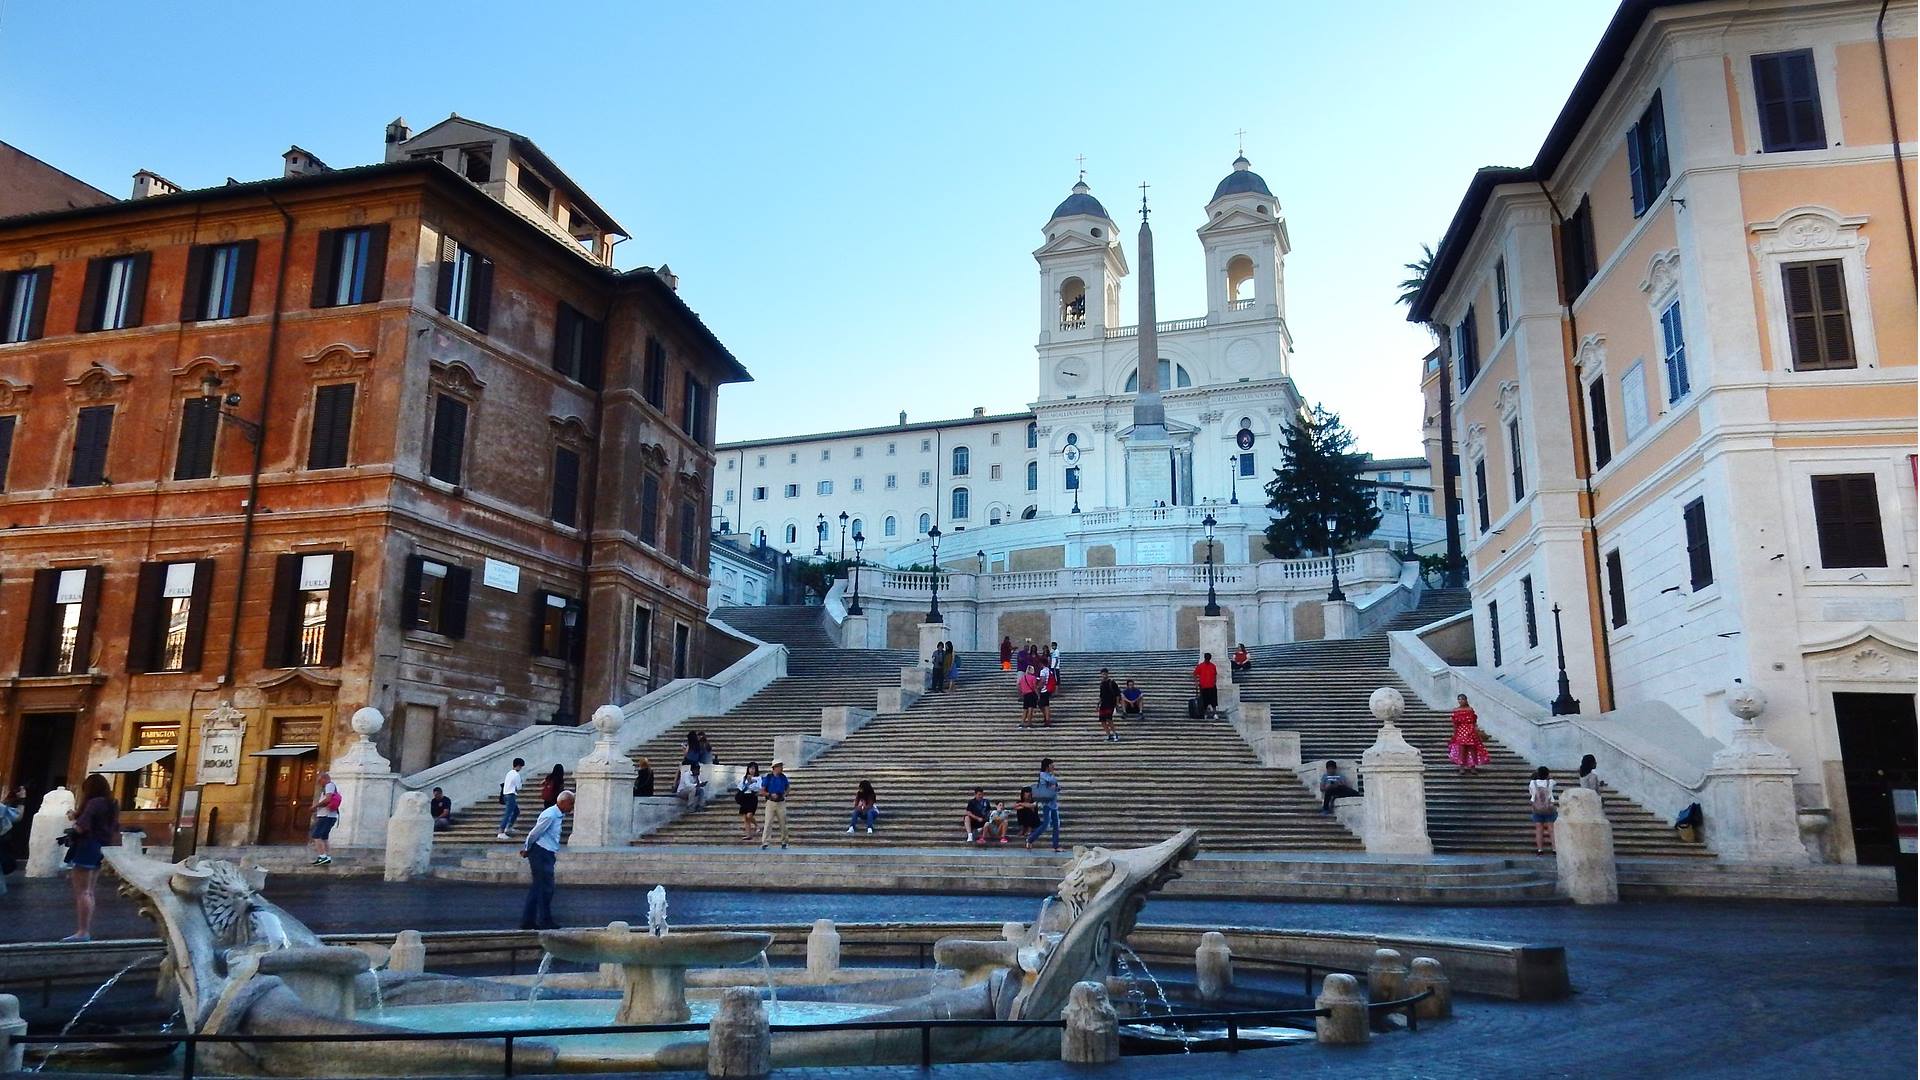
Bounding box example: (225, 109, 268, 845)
(1056, 848, 1117, 915)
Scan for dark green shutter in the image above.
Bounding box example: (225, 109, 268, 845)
(0, 414, 14, 492)
(121, 252, 149, 328)
(127, 562, 166, 672)
(443, 564, 471, 639)
(469, 254, 494, 333)
(229, 240, 258, 318)
(180, 245, 210, 322)
(20, 568, 59, 675)
(311, 229, 340, 308)
(174, 397, 219, 480)
(400, 555, 424, 630)
(69, 566, 104, 674)
(180, 558, 215, 672)
(76, 257, 106, 331)
(320, 550, 353, 666)
(429, 395, 467, 483)
(360, 225, 388, 303)
(264, 554, 301, 668)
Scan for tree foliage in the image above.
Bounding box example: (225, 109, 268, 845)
(1263, 405, 1383, 560)
(1396, 242, 1436, 309)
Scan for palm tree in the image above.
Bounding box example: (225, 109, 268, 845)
(1396, 242, 1436, 309)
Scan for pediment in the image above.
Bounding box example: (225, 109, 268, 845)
(252, 668, 342, 706)
(1197, 207, 1276, 235)
(1034, 232, 1109, 258)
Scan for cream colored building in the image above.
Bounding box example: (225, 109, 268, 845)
(1409, 0, 1916, 868)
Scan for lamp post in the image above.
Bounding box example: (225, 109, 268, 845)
(977, 549, 987, 573)
(925, 525, 943, 623)
(1402, 487, 1415, 561)
(1550, 603, 1582, 715)
(1064, 444, 1082, 515)
(1202, 512, 1221, 617)
(1228, 456, 1240, 505)
(1325, 510, 1346, 603)
(848, 531, 865, 616)
(838, 510, 849, 563)
(814, 513, 826, 556)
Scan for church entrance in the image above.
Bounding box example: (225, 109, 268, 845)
(1834, 692, 1916, 900)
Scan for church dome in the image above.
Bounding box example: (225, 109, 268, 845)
(1050, 180, 1111, 222)
(1211, 155, 1273, 201)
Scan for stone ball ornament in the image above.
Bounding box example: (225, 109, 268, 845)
(593, 704, 624, 738)
(349, 707, 385, 739)
(1368, 686, 1406, 723)
(1726, 683, 1768, 723)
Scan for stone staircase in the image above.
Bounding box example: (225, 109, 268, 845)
(434, 772, 577, 846)
(713, 604, 836, 648)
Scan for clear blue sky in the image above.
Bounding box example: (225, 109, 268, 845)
(3, 0, 1619, 457)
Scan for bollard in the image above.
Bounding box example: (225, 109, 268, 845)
(706, 986, 770, 1078)
(1406, 957, 1452, 1020)
(807, 919, 841, 981)
(1315, 973, 1369, 1045)
(1555, 787, 1620, 904)
(1195, 931, 1234, 1003)
(1366, 948, 1407, 1001)
(388, 930, 426, 975)
(383, 791, 434, 882)
(0, 994, 25, 1073)
(1060, 980, 1120, 1064)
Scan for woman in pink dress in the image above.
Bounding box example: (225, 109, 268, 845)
(1448, 694, 1490, 774)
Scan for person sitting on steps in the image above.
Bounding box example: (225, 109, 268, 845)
(1318, 760, 1360, 814)
(1120, 679, 1145, 717)
(964, 787, 1006, 844)
(1231, 643, 1253, 675)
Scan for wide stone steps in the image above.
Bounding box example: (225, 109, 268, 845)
(713, 605, 837, 649)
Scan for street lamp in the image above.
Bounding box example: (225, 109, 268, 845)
(1228, 456, 1240, 505)
(1325, 514, 1345, 602)
(925, 525, 943, 624)
(1202, 512, 1221, 617)
(815, 513, 827, 556)
(1550, 603, 1582, 715)
(1064, 444, 1082, 515)
(1402, 487, 1415, 561)
(838, 510, 849, 563)
(977, 549, 987, 573)
(848, 531, 865, 616)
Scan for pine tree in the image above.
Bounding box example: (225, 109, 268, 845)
(1262, 405, 1382, 559)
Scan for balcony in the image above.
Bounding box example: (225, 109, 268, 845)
(1228, 297, 1256, 311)
(1104, 317, 1208, 340)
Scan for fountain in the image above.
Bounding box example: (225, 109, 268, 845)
(538, 913, 773, 1024)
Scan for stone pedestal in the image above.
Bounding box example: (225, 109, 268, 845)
(820, 707, 875, 742)
(1359, 688, 1433, 856)
(1195, 931, 1233, 1003)
(807, 919, 841, 980)
(1366, 948, 1407, 1000)
(917, 622, 948, 679)
(388, 930, 426, 975)
(1124, 429, 1176, 508)
(382, 791, 434, 882)
(572, 706, 640, 848)
(771, 734, 832, 768)
(1700, 686, 1811, 864)
(331, 708, 399, 849)
(1315, 973, 1369, 1045)
(1554, 787, 1619, 904)
(1196, 616, 1233, 685)
(25, 787, 74, 878)
(706, 986, 771, 1078)
(0, 994, 26, 1073)
(840, 613, 869, 649)
(1406, 957, 1452, 1019)
(1060, 980, 1120, 1064)
(1322, 599, 1360, 640)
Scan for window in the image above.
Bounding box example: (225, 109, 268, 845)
(989, 464, 1001, 480)
(1605, 549, 1628, 628)
(887, 442, 897, 455)
(1752, 49, 1826, 153)
(1417, 493, 1431, 515)
(1586, 378, 1613, 470)
(1561, 196, 1598, 300)
(1123, 360, 1195, 391)
(724, 488, 735, 503)
(783, 483, 798, 498)
(952, 446, 970, 476)
(1474, 458, 1490, 532)
(821, 449, 830, 461)
(884, 516, 897, 537)
(517, 168, 552, 208)
(1678, 497, 1715, 590)
(551, 303, 604, 388)
(640, 473, 661, 545)
(989, 509, 1002, 524)
(643, 338, 668, 408)
(68, 405, 114, 486)
(886, 473, 898, 490)
(1781, 261, 1855, 370)
(1026, 422, 1038, 449)
(1621, 362, 1649, 440)
(1660, 301, 1691, 402)
(919, 470, 931, 487)
(402, 555, 471, 638)
(1066, 466, 1080, 490)
(1811, 474, 1887, 568)
(1239, 452, 1256, 478)
(1, 266, 52, 342)
(22, 567, 102, 675)
(918, 513, 931, 534)
(851, 517, 864, 537)
(817, 480, 832, 496)
(678, 501, 698, 565)
(990, 432, 1001, 446)
(532, 591, 581, 661)
(182, 241, 257, 322)
(78, 253, 149, 332)
(1507, 419, 1525, 500)
(751, 486, 766, 501)
(920, 439, 932, 452)
(428, 395, 468, 484)
(1494, 259, 1510, 336)
(1455, 308, 1480, 388)
(952, 487, 970, 519)
(1026, 461, 1039, 490)
(784, 524, 798, 544)
(434, 237, 493, 331)
(0, 415, 13, 491)
(1627, 90, 1671, 216)
(1487, 601, 1503, 667)
(854, 446, 864, 458)
(681, 377, 708, 443)
(550, 446, 581, 527)
(174, 397, 219, 480)
(852, 476, 864, 492)
(788, 453, 798, 464)
(756, 454, 766, 467)
(1521, 574, 1539, 648)
(266, 551, 352, 668)
(630, 604, 652, 670)
(672, 622, 691, 679)
(307, 384, 355, 470)
(312, 226, 387, 308)
(118, 723, 179, 811)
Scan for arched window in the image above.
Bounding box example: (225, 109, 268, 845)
(1239, 416, 1253, 429)
(1021, 505, 1038, 520)
(918, 513, 931, 534)
(1026, 461, 1039, 490)
(851, 518, 864, 538)
(1124, 360, 1194, 392)
(1058, 277, 1087, 329)
(951, 487, 970, 519)
(754, 527, 767, 546)
(1226, 254, 1257, 303)
(951, 446, 970, 476)
(784, 524, 798, 544)
(1026, 422, 1038, 449)
(884, 515, 897, 537)
(1066, 432, 1078, 446)
(989, 507, 1002, 525)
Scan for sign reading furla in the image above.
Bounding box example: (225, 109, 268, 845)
(197, 701, 247, 785)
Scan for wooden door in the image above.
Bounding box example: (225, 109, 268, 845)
(260, 754, 317, 844)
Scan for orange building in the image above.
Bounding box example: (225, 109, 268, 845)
(0, 123, 747, 846)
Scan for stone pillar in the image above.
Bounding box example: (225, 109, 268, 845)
(1059, 980, 1120, 1064)
(1700, 685, 1811, 864)
(840, 613, 869, 649)
(0, 994, 25, 1074)
(1314, 973, 1369, 1045)
(25, 787, 74, 878)
(382, 791, 434, 882)
(1366, 948, 1407, 1000)
(330, 708, 399, 849)
(1322, 598, 1360, 640)
(1405, 957, 1452, 1020)
(1195, 931, 1233, 1003)
(706, 986, 771, 1078)
(388, 930, 426, 975)
(1359, 688, 1433, 856)
(1196, 615, 1233, 685)
(1554, 787, 1619, 904)
(571, 705, 639, 848)
(807, 919, 841, 981)
(917, 622, 948, 686)
(600, 922, 631, 987)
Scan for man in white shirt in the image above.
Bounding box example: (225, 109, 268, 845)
(519, 789, 572, 930)
(496, 758, 525, 840)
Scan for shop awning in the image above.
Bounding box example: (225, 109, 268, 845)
(249, 744, 319, 758)
(95, 749, 176, 774)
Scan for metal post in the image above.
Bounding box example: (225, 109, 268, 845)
(838, 510, 848, 563)
(920, 1024, 933, 1067)
(1403, 488, 1414, 560)
(925, 526, 943, 624)
(1326, 546, 1345, 602)
(1550, 603, 1581, 715)
(849, 532, 864, 616)
(503, 1034, 515, 1077)
(179, 1035, 197, 1080)
(1202, 512, 1220, 617)
(1228, 456, 1239, 505)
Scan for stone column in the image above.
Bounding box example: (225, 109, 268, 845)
(840, 613, 869, 649)
(807, 919, 841, 981)
(1196, 615, 1233, 685)
(706, 986, 771, 1078)
(0, 994, 26, 1074)
(388, 930, 426, 975)
(382, 791, 434, 882)
(1322, 598, 1360, 640)
(1405, 957, 1452, 1020)
(1554, 787, 1619, 904)
(1700, 685, 1811, 864)
(1059, 980, 1120, 1064)
(330, 708, 399, 849)
(1359, 688, 1433, 856)
(25, 787, 74, 878)
(1195, 931, 1233, 1003)
(917, 622, 948, 687)
(1314, 973, 1369, 1045)
(1366, 948, 1407, 1000)
(571, 705, 639, 848)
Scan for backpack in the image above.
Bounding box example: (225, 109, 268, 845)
(324, 786, 342, 812)
(1529, 781, 1552, 813)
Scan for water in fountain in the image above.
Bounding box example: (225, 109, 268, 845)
(1115, 943, 1192, 1053)
(757, 951, 780, 1020)
(527, 953, 555, 1003)
(1035, 895, 1056, 936)
(34, 954, 157, 1073)
(367, 962, 385, 1015)
(250, 909, 291, 951)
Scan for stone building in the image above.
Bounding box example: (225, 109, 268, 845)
(0, 140, 112, 218)
(0, 121, 746, 845)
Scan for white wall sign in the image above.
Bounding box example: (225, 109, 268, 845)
(1135, 539, 1174, 564)
(163, 562, 196, 598)
(197, 703, 247, 786)
(56, 569, 88, 604)
(483, 558, 520, 592)
(298, 554, 335, 591)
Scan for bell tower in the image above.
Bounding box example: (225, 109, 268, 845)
(1034, 178, 1127, 347)
(1198, 154, 1289, 327)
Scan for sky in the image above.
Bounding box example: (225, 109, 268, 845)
(1, 0, 1621, 458)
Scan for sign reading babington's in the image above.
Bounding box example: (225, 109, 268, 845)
(197, 701, 247, 786)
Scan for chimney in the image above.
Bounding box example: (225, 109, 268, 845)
(973, 407, 985, 417)
(385, 116, 411, 145)
(282, 146, 332, 179)
(130, 170, 180, 200)
(655, 264, 679, 291)
(898, 411, 908, 426)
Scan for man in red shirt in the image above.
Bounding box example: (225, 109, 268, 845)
(1193, 653, 1221, 718)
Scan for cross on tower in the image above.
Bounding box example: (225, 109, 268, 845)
(1075, 153, 1086, 182)
(1235, 128, 1247, 155)
(1139, 180, 1150, 219)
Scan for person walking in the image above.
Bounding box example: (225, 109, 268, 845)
(1016, 640, 1035, 674)
(496, 758, 525, 840)
(1192, 653, 1221, 719)
(1000, 636, 1014, 671)
(735, 763, 763, 841)
(309, 769, 341, 866)
(1017, 667, 1040, 728)
(1096, 668, 1121, 742)
(540, 764, 566, 809)
(1030, 758, 1062, 852)
(1318, 760, 1360, 814)
(1577, 755, 1603, 799)
(62, 774, 119, 942)
(1048, 642, 1064, 689)
(943, 641, 960, 688)
(848, 780, 879, 835)
(759, 761, 792, 849)
(1528, 767, 1558, 854)
(518, 790, 572, 930)
(1448, 694, 1490, 774)
(1037, 664, 1057, 726)
(929, 642, 948, 692)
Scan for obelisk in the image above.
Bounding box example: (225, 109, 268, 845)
(1123, 185, 1175, 507)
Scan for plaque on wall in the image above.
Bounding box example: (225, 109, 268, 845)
(483, 558, 521, 592)
(197, 702, 247, 786)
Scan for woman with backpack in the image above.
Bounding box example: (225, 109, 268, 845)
(1448, 694, 1490, 774)
(1528, 766, 1557, 854)
(540, 764, 566, 809)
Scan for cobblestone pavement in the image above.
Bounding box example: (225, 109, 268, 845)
(4, 878, 1912, 1078)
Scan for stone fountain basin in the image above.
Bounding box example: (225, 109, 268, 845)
(539, 929, 775, 968)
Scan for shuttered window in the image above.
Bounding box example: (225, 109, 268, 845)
(434, 236, 494, 333)
(1811, 474, 1886, 569)
(1627, 91, 1671, 216)
(552, 303, 605, 388)
(639, 473, 660, 546)
(128, 559, 214, 673)
(0, 414, 15, 492)
(532, 591, 581, 660)
(1605, 549, 1628, 628)
(1487, 601, 1503, 667)
(1781, 260, 1854, 370)
(1494, 259, 1510, 336)
(1660, 301, 1691, 402)
(68, 405, 114, 486)
(1586, 379, 1613, 470)
(1, 266, 51, 343)
(681, 377, 708, 444)
(181, 241, 257, 322)
(630, 604, 653, 670)
(265, 551, 353, 668)
(77, 253, 149, 332)
(173, 397, 220, 480)
(400, 555, 471, 638)
(1683, 498, 1714, 590)
(1474, 458, 1490, 533)
(1508, 419, 1525, 500)
(1521, 574, 1538, 648)
(307, 384, 356, 469)
(1752, 50, 1826, 153)
(1560, 197, 1597, 301)
(643, 337, 667, 408)
(1455, 308, 1480, 388)
(311, 225, 388, 308)
(21, 566, 103, 676)
(678, 500, 698, 565)
(551, 446, 581, 527)
(428, 395, 468, 484)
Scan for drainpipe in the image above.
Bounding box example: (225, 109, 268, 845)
(1878, 0, 1919, 291)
